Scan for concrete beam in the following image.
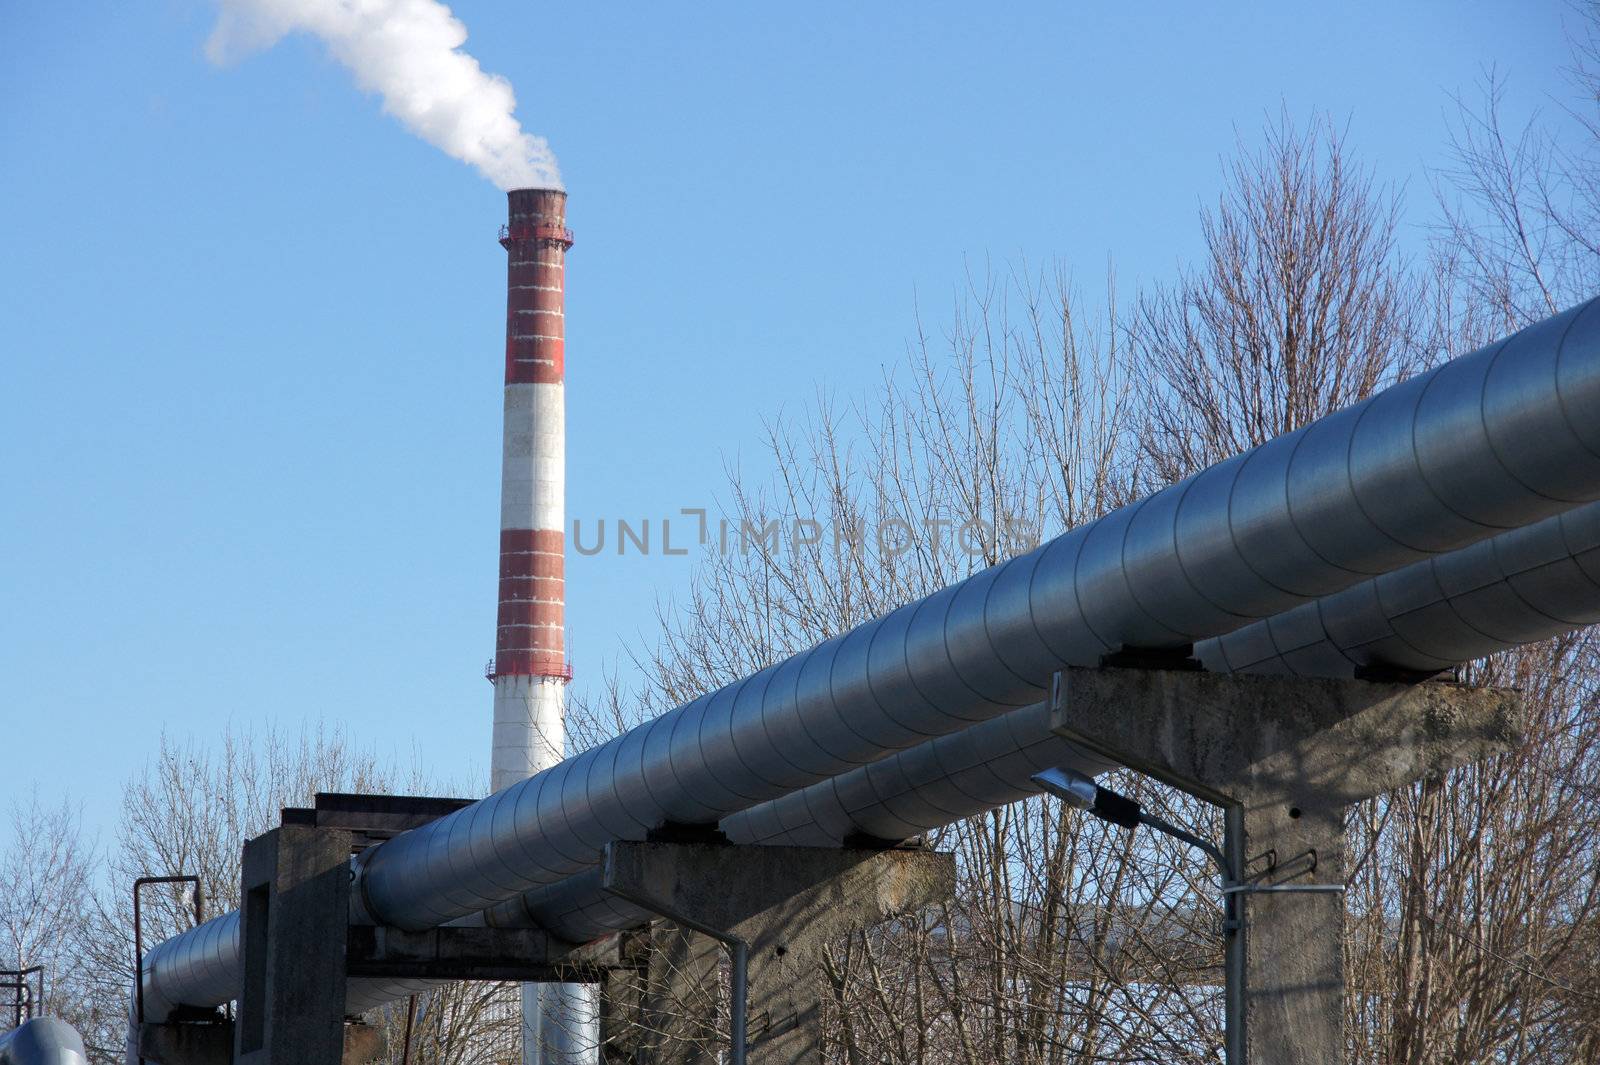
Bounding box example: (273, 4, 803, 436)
(1051, 667, 1523, 808)
(1050, 667, 1523, 1065)
(140, 1020, 384, 1065)
(286, 793, 476, 850)
(138, 1020, 233, 1065)
(345, 925, 620, 982)
(603, 840, 955, 1065)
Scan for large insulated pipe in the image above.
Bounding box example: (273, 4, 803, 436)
(129, 297, 1600, 1021)
(133, 483, 1600, 1016)
(489, 495, 1600, 944)
(492, 188, 591, 1065)
(0, 1019, 88, 1065)
(355, 297, 1600, 931)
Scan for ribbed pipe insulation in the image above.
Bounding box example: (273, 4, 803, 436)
(487, 495, 1600, 944)
(356, 297, 1600, 931)
(139, 482, 1600, 1020)
(134, 911, 445, 1026)
(131, 297, 1600, 1022)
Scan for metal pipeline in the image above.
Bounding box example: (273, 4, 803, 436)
(131, 297, 1600, 1020)
(0, 1019, 88, 1065)
(1202, 493, 1600, 676)
(356, 297, 1600, 931)
(489, 495, 1600, 943)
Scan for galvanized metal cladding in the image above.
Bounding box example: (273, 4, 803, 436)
(130, 286, 1600, 1029)
(136, 909, 240, 1023)
(509, 495, 1600, 944)
(356, 296, 1600, 931)
(1203, 499, 1600, 676)
(491, 702, 1114, 943)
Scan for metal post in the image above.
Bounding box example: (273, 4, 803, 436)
(1034, 767, 1350, 1065)
(401, 994, 416, 1065)
(728, 941, 749, 1065)
(1223, 806, 1245, 1065)
(607, 894, 750, 1065)
(0, 969, 43, 1029)
(133, 875, 204, 1046)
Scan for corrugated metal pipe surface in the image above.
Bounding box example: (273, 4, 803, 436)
(357, 297, 1600, 931)
(488, 495, 1600, 944)
(132, 297, 1600, 1021)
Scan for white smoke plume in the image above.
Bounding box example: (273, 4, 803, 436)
(206, 0, 561, 190)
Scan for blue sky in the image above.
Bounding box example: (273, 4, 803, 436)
(0, 1, 1579, 841)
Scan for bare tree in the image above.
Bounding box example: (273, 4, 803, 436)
(592, 260, 1254, 1063)
(1434, 6, 1600, 330)
(584, 76, 1600, 1061)
(0, 791, 94, 1033)
(56, 724, 522, 1064)
(1129, 112, 1425, 486)
(1344, 639, 1600, 1062)
(1330, 8, 1600, 1059)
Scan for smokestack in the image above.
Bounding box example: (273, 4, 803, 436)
(492, 188, 573, 790)
(493, 189, 594, 1064)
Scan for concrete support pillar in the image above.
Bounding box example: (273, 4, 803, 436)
(612, 925, 721, 1065)
(1051, 667, 1523, 1065)
(235, 824, 354, 1065)
(144, 795, 631, 1065)
(596, 942, 643, 1064)
(601, 841, 956, 1065)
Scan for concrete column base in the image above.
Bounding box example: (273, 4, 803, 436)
(140, 793, 630, 1065)
(601, 840, 956, 1065)
(234, 823, 354, 1065)
(1051, 666, 1523, 1065)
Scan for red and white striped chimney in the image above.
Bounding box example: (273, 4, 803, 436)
(492, 187, 572, 792)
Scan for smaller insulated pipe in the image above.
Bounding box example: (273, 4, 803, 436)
(133, 910, 239, 1025)
(1202, 494, 1600, 676)
(0, 1018, 89, 1065)
(489, 496, 1600, 944)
